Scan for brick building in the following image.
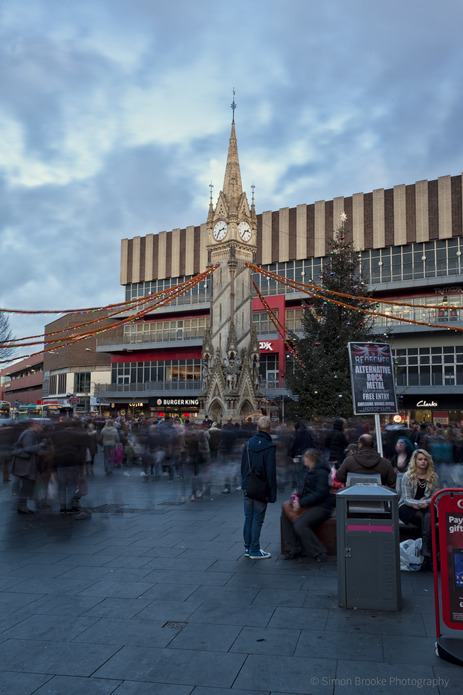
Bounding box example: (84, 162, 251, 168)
(0, 354, 44, 412)
(43, 310, 113, 415)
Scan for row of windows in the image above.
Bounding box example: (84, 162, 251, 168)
(364, 239, 463, 283)
(111, 357, 282, 387)
(124, 317, 210, 343)
(393, 346, 463, 386)
(125, 239, 463, 305)
(112, 360, 202, 385)
(126, 277, 211, 304)
(373, 293, 463, 327)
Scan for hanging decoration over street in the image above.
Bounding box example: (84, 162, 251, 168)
(0, 266, 219, 364)
(246, 262, 463, 333)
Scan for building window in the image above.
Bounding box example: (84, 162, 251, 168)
(259, 354, 279, 385)
(111, 360, 201, 386)
(392, 346, 462, 388)
(57, 373, 67, 394)
(74, 372, 91, 394)
(253, 311, 279, 335)
(285, 307, 303, 332)
(49, 374, 57, 395)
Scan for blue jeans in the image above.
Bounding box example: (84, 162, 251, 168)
(243, 494, 268, 553)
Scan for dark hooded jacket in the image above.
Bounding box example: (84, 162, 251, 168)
(325, 418, 349, 466)
(241, 430, 277, 503)
(298, 458, 334, 512)
(336, 446, 396, 488)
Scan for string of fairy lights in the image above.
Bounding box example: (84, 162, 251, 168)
(0, 266, 219, 365)
(1, 260, 462, 367)
(246, 262, 463, 333)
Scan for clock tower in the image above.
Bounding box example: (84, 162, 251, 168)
(198, 98, 262, 422)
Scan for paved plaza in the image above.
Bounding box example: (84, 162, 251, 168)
(0, 455, 462, 695)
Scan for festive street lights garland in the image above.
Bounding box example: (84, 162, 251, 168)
(0, 266, 219, 364)
(252, 280, 305, 368)
(1, 292, 164, 348)
(246, 262, 463, 333)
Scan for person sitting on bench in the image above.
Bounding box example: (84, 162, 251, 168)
(336, 434, 396, 488)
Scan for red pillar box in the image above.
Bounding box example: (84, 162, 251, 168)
(431, 488, 463, 666)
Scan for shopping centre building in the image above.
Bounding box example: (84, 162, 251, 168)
(95, 118, 463, 425)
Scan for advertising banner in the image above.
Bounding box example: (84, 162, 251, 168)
(348, 342, 398, 415)
(436, 491, 463, 629)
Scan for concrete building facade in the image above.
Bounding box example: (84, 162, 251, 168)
(96, 120, 463, 425)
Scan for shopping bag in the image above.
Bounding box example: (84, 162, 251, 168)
(399, 537, 424, 571)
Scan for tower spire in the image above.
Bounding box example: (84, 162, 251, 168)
(223, 90, 242, 204)
(231, 87, 236, 123)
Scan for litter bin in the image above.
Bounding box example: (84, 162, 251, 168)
(336, 483, 401, 611)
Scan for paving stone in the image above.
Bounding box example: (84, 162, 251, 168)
(111, 683, 192, 695)
(229, 626, 301, 656)
(145, 569, 233, 586)
(325, 607, 428, 636)
(77, 579, 155, 598)
(32, 675, 122, 695)
(130, 598, 202, 622)
(8, 577, 99, 596)
(187, 585, 260, 605)
(188, 601, 274, 627)
(252, 587, 307, 607)
(267, 606, 329, 630)
(296, 627, 383, 661)
(93, 645, 246, 687)
(167, 621, 242, 652)
(233, 653, 335, 694)
(1, 613, 98, 642)
(0, 670, 51, 695)
(82, 597, 152, 619)
(73, 616, 181, 647)
(139, 582, 199, 602)
(335, 660, 443, 694)
(0, 638, 120, 676)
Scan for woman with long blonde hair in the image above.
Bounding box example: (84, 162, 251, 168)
(398, 448, 439, 560)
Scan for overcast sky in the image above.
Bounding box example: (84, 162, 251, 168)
(1, 0, 463, 360)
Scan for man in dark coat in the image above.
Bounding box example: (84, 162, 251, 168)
(51, 423, 87, 515)
(241, 416, 277, 559)
(336, 434, 396, 488)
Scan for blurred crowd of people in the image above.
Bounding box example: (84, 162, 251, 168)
(1, 413, 462, 519)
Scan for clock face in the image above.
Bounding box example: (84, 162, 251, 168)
(213, 220, 228, 241)
(238, 220, 252, 242)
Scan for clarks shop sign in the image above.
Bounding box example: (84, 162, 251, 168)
(416, 400, 438, 408)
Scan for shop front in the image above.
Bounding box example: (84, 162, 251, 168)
(148, 396, 200, 421)
(399, 394, 463, 426)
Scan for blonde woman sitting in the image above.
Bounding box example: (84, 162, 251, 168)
(398, 448, 439, 559)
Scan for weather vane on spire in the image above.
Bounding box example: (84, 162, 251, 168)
(231, 88, 236, 123)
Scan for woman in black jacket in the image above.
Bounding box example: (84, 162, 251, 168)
(281, 448, 333, 561)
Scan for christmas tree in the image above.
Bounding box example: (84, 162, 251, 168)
(286, 218, 375, 420)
